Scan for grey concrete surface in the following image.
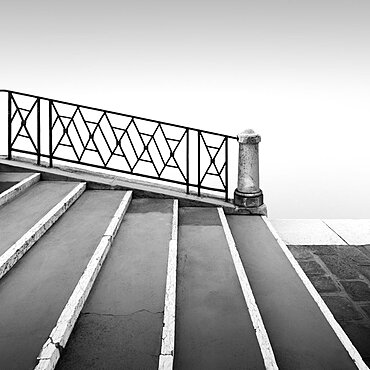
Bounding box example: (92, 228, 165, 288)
(227, 215, 357, 369)
(57, 198, 173, 370)
(0, 190, 125, 370)
(0, 171, 32, 194)
(0, 181, 79, 255)
(0, 182, 16, 193)
(0, 172, 33, 182)
(174, 208, 265, 370)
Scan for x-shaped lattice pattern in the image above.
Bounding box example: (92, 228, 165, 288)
(51, 103, 187, 182)
(199, 132, 227, 191)
(9, 92, 233, 200)
(10, 95, 38, 153)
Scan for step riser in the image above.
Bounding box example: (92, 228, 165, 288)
(0, 183, 86, 280)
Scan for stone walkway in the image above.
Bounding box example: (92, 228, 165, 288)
(272, 219, 370, 366)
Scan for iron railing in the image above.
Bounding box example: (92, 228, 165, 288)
(2, 89, 237, 201)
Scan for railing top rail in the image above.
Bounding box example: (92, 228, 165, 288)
(1, 89, 237, 140)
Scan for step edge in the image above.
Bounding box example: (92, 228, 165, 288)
(158, 199, 179, 369)
(0, 173, 40, 207)
(261, 216, 369, 370)
(219, 208, 278, 370)
(0, 182, 86, 280)
(34, 190, 133, 370)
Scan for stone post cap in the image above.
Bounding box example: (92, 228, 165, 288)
(237, 129, 261, 144)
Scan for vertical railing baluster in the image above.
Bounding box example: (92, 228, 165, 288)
(37, 98, 41, 165)
(225, 137, 228, 202)
(7, 92, 12, 160)
(197, 130, 201, 197)
(186, 128, 189, 194)
(49, 100, 53, 167)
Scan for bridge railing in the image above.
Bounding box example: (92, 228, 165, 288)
(2, 90, 237, 201)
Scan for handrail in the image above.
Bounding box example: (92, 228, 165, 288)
(3, 89, 237, 201)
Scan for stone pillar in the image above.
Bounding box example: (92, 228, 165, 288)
(234, 129, 266, 213)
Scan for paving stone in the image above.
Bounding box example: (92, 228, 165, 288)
(288, 245, 312, 260)
(359, 266, 370, 281)
(335, 246, 370, 281)
(340, 281, 370, 301)
(358, 246, 370, 260)
(324, 219, 370, 245)
(341, 322, 370, 362)
(361, 304, 370, 319)
(309, 276, 339, 293)
(337, 246, 370, 265)
(309, 245, 339, 256)
(298, 260, 326, 276)
(270, 219, 345, 245)
(315, 246, 370, 283)
(322, 296, 363, 321)
(319, 255, 359, 279)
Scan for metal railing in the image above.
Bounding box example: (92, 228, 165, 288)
(2, 89, 237, 201)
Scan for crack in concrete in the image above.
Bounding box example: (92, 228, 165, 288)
(48, 336, 64, 355)
(82, 309, 164, 317)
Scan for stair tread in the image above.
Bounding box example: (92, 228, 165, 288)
(0, 172, 35, 182)
(57, 198, 173, 370)
(0, 190, 126, 370)
(227, 215, 357, 369)
(0, 181, 79, 255)
(174, 207, 265, 370)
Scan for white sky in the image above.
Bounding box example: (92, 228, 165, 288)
(1, 0, 370, 218)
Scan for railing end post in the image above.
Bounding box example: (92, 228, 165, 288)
(7, 91, 12, 160)
(233, 129, 267, 215)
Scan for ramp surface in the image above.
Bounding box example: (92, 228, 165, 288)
(0, 190, 125, 370)
(57, 198, 173, 370)
(227, 215, 357, 370)
(174, 207, 265, 370)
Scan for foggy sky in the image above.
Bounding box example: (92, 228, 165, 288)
(1, 0, 370, 218)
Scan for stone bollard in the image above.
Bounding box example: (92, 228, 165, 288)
(234, 129, 267, 215)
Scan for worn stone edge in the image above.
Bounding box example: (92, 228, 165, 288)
(34, 190, 133, 370)
(0, 182, 86, 281)
(0, 172, 40, 207)
(158, 199, 178, 370)
(261, 216, 369, 370)
(218, 208, 278, 370)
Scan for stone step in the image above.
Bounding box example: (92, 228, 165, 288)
(227, 215, 363, 369)
(174, 207, 266, 369)
(0, 190, 127, 369)
(0, 181, 85, 279)
(56, 198, 174, 370)
(0, 172, 40, 206)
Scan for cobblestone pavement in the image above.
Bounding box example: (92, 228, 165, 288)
(288, 245, 370, 366)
